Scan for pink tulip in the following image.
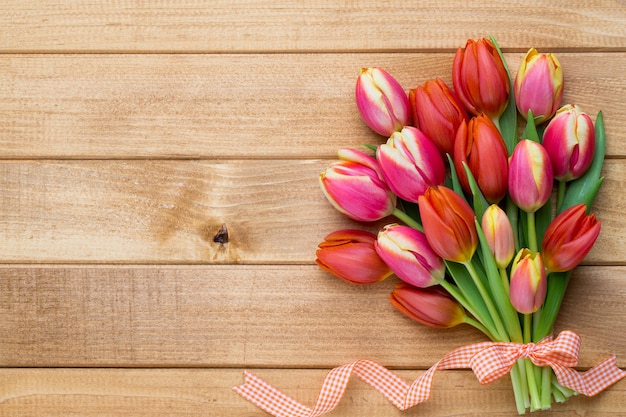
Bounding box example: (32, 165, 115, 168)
(541, 204, 601, 273)
(509, 249, 547, 314)
(514, 48, 563, 124)
(418, 186, 478, 263)
(409, 78, 468, 155)
(390, 283, 466, 329)
(508, 140, 554, 213)
(320, 148, 396, 222)
(542, 104, 596, 181)
(482, 204, 515, 269)
(376, 126, 446, 202)
(316, 229, 393, 284)
(453, 38, 510, 119)
(355, 67, 411, 136)
(453, 114, 509, 203)
(375, 224, 445, 288)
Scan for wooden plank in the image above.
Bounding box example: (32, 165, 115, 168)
(0, 265, 624, 368)
(1, 53, 625, 159)
(1, 1, 625, 53)
(1, 368, 625, 416)
(0, 159, 624, 263)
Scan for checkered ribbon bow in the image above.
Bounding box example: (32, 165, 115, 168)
(233, 330, 625, 417)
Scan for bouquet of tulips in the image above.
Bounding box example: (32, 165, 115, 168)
(316, 37, 609, 413)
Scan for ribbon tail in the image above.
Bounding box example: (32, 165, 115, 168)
(233, 371, 312, 417)
(553, 356, 626, 397)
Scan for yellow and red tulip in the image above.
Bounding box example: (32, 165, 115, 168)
(453, 114, 509, 203)
(509, 249, 547, 314)
(452, 38, 510, 120)
(375, 224, 445, 288)
(514, 48, 563, 124)
(409, 78, 468, 156)
(355, 67, 411, 136)
(482, 204, 515, 269)
(542, 104, 596, 181)
(389, 283, 466, 329)
(319, 148, 396, 222)
(316, 229, 393, 285)
(508, 140, 554, 213)
(376, 126, 446, 202)
(418, 186, 478, 263)
(541, 203, 601, 273)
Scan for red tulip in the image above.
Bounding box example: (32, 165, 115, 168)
(418, 186, 478, 263)
(389, 283, 466, 329)
(375, 224, 445, 288)
(376, 126, 446, 202)
(316, 229, 393, 284)
(409, 78, 468, 155)
(508, 140, 554, 213)
(355, 67, 411, 136)
(542, 104, 596, 181)
(453, 114, 509, 203)
(541, 204, 601, 273)
(509, 249, 547, 314)
(319, 148, 396, 222)
(452, 38, 510, 119)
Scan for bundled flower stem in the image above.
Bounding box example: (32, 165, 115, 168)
(317, 35, 610, 414)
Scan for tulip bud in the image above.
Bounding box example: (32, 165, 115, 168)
(453, 114, 509, 203)
(320, 148, 396, 222)
(542, 104, 596, 182)
(390, 283, 466, 329)
(514, 48, 563, 124)
(509, 249, 547, 314)
(355, 67, 411, 136)
(452, 38, 510, 119)
(541, 204, 601, 273)
(375, 224, 445, 288)
(376, 126, 446, 203)
(508, 140, 554, 213)
(409, 78, 469, 155)
(316, 229, 393, 285)
(482, 204, 515, 269)
(418, 186, 478, 263)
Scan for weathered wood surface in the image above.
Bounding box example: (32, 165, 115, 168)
(1, 1, 626, 416)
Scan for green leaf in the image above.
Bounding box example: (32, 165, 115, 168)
(533, 271, 571, 341)
(489, 34, 518, 155)
(446, 153, 467, 199)
(534, 199, 553, 249)
(560, 111, 606, 212)
(521, 109, 540, 143)
(462, 162, 489, 221)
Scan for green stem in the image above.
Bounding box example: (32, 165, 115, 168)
(441, 280, 498, 341)
(392, 208, 423, 231)
(527, 210, 538, 252)
(463, 261, 508, 341)
(509, 361, 528, 414)
(499, 267, 510, 293)
(523, 314, 542, 411)
(463, 316, 496, 340)
(540, 366, 553, 410)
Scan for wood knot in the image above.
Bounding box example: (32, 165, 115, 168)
(213, 223, 229, 244)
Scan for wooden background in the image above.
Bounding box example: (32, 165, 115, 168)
(1, 1, 625, 416)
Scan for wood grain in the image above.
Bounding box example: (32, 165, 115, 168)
(2, 368, 625, 416)
(1, 1, 625, 53)
(0, 159, 623, 263)
(1, 265, 623, 368)
(1, 53, 625, 159)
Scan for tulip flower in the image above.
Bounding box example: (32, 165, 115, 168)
(390, 283, 466, 328)
(453, 114, 509, 203)
(376, 126, 446, 202)
(508, 140, 554, 213)
(541, 203, 601, 273)
(375, 224, 445, 288)
(542, 104, 596, 182)
(509, 249, 547, 314)
(355, 67, 411, 136)
(482, 204, 515, 269)
(320, 148, 396, 222)
(514, 48, 563, 124)
(418, 186, 478, 263)
(452, 38, 510, 120)
(409, 78, 469, 155)
(316, 229, 393, 284)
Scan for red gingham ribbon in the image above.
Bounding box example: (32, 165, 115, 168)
(233, 331, 625, 417)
